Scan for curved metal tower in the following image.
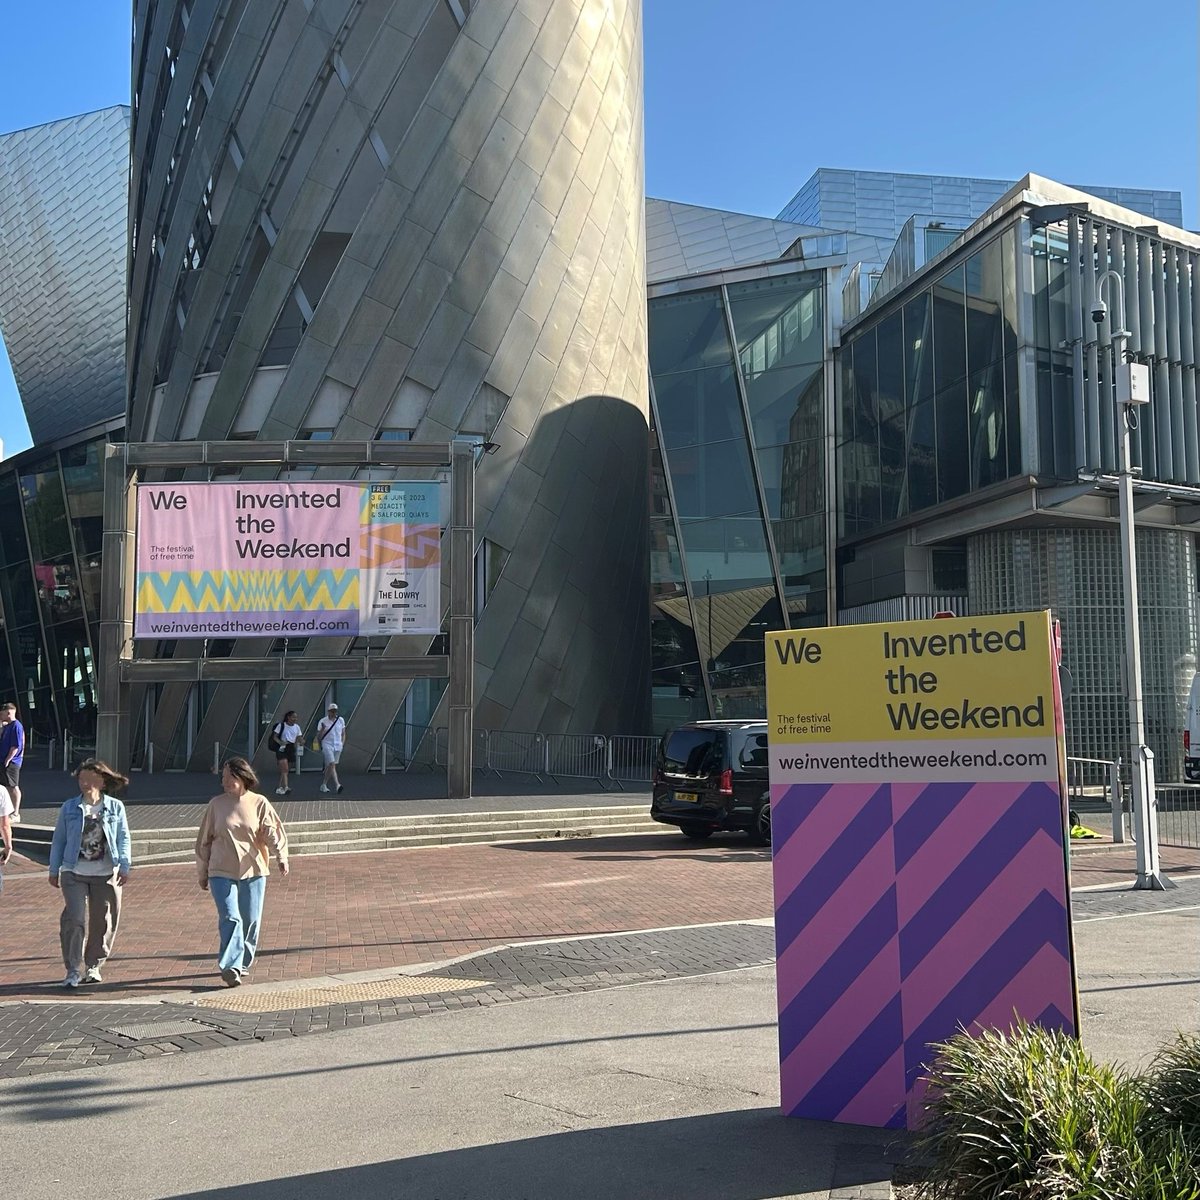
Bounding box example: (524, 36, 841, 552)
(129, 0, 648, 767)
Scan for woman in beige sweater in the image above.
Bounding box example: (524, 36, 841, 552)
(195, 757, 289, 987)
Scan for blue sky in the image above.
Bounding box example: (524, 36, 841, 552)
(0, 0, 1195, 456)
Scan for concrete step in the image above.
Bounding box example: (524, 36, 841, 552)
(126, 807, 653, 847)
(134, 820, 672, 863)
(118, 805, 659, 863)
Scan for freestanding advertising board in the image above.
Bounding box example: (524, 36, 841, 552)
(134, 481, 442, 639)
(766, 611, 1076, 1130)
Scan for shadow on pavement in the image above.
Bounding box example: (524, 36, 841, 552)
(501, 833, 770, 863)
(162, 1110, 885, 1200)
(59, 1104, 892, 1199)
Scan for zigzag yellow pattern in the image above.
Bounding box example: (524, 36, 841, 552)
(136, 569, 358, 614)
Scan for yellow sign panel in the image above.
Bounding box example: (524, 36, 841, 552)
(766, 611, 1056, 745)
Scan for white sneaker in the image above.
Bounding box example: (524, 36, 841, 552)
(275, 786, 286, 795)
(10, 812, 19, 823)
(83, 966, 103, 984)
(62, 971, 81, 988)
(319, 784, 329, 793)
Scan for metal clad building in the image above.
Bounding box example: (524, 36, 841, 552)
(128, 0, 649, 770)
(0, 107, 130, 445)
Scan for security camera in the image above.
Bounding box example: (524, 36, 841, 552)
(1091, 299, 1108, 324)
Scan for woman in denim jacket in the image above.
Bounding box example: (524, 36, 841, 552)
(49, 759, 132, 988)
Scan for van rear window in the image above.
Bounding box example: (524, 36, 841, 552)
(662, 729, 724, 775)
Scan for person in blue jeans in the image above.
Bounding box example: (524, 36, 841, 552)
(194, 757, 289, 987)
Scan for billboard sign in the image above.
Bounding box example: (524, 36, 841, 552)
(134, 481, 442, 639)
(766, 611, 1076, 1129)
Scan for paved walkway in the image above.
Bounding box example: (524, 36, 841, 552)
(5, 830, 1198, 1003)
(1, 832, 771, 1001)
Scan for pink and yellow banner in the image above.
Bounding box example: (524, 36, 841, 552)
(766, 611, 1076, 1130)
(134, 481, 442, 639)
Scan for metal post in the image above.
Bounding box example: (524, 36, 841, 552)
(96, 444, 133, 767)
(1110, 757, 1124, 843)
(213, 741, 220, 774)
(1100, 269, 1171, 889)
(446, 440, 475, 799)
(380, 740, 387, 776)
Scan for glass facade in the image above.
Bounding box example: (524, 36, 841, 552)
(839, 229, 1022, 536)
(0, 430, 112, 745)
(648, 268, 826, 731)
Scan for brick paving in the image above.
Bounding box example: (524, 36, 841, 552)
(1, 832, 772, 1001)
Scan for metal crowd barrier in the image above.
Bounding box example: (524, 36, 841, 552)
(607, 735, 660, 788)
(415, 727, 661, 786)
(1066, 755, 1124, 843)
(1155, 781, 1200, 849)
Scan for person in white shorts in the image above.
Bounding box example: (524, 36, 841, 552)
(315, 704, 346, 795)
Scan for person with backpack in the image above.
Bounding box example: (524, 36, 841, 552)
(269, 710, 302, 796)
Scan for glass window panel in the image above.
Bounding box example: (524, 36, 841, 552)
(650, 516, 687, 594)
(698, 590, 782, 714)
(666, 439, 761, 521)
(876, 312, 904, 422)
(1004, 352, 1022, 476)
(904, 292, 935, 407)
(1045, 224, 1071, 353)
(755, 440, 824, 521)
(60, 437, 104, 504)
(742, 363, 823, 447)
(20, 458, 72, 561)
(651, 661, 709, 733)
(880, 413, 907, 522)
(773, 515, 826, 624)
(39, 556, 84, 625)
(966, 239, 1004, 374)
(727, 273, 824, 372)
(649, 289, 735, 376)
(0, 565, 38, 628)
(653, 365, 745, 449)
(936, 381, 970, 501)
(9, 624, 54, 738)
(76, 548, 102, 625)
(0, 474, 25, 568)
(651, 605, 702, 673)
(969, 363, 1007, 489)
(45, 618, 95, 737)
(1001, 227, 1018, 358)
(907, 397, 938, 512)
(679, 517, 773, 595)
(933, 265, 967, 389)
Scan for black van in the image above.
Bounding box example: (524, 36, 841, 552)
(650, 720, 771, 844)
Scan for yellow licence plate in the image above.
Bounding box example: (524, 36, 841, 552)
(674, 791, 699, 803)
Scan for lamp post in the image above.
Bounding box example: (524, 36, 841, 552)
(1094, 269, 1170, 890)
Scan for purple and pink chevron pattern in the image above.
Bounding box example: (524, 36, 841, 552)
(772, 777, 1075, 1129)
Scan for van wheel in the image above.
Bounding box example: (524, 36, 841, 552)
(748, 802, 772, 846)
(680, 824, 713, 840)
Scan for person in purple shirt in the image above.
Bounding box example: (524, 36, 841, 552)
(0, 703, 25, 823)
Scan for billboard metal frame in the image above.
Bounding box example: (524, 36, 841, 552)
(96, 439, 476, 798)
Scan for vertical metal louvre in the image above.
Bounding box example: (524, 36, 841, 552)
(1077, 219, 1200, 484)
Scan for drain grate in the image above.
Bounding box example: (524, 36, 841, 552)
(101, 1018, 223, 1042)
(188, 973, 489, 1013)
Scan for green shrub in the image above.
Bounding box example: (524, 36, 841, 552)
(910, 1021, 1200, 1199)
(1142, 1034, 1200, 1178)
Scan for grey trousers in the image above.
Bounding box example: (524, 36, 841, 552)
(59, 870, 122, 971)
